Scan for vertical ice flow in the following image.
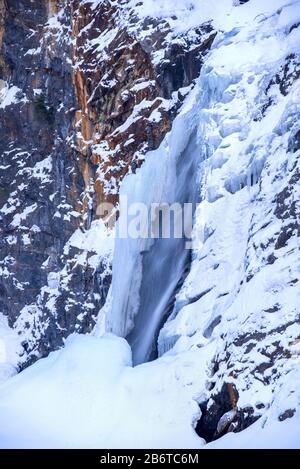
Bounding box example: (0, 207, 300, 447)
(105, 82, 211, 364)
(106, 57, 232, 363)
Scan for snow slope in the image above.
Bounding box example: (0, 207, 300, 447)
(0, 314, 23, 384)
(0, 333, 299, 448)
(0, 334, 208, 449)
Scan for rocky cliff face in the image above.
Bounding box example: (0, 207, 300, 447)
(0, 0, 214, 366)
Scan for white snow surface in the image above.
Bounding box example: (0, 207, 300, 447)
(208, 415, 300, 449)
(0, 85, 26, 108)
(0, 314, 23, 385)
(65, 219, 114, 259)
(0, 333, 299, 448)
(0, 334, 208, 449)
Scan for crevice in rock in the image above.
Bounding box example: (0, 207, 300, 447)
(195, 382, 259, 443)
(203, 315, 221, 339)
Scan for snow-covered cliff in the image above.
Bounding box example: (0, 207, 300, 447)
(0, 0, 299, 449)
(0, 0, 214, 368)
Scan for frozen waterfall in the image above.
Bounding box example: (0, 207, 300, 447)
(105, 85, 207, 365)
(128, 131, 200, 364)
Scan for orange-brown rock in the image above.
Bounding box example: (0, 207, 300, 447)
(70, 0, 216, 220)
